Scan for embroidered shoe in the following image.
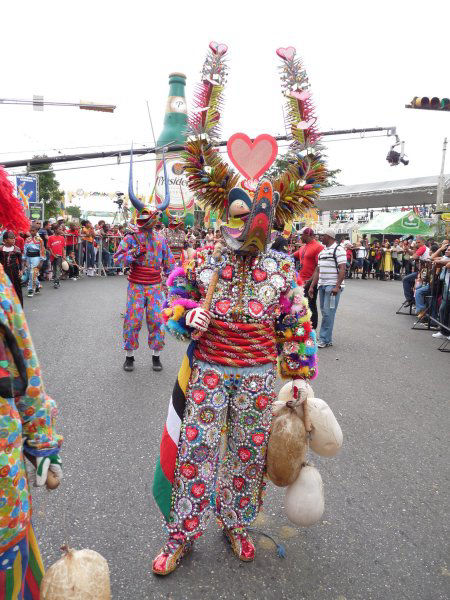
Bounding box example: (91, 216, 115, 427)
(223, 526, 255, 562)
(152, 534, 193, 576)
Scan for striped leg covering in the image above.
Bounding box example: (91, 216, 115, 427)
(0, 525, 44, 600)
(152, 343, 195, 520)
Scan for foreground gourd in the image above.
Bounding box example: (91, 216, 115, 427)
(40, 547, 111, 600)
(266, 404, 307, 486)
(285, 465, 324, 526)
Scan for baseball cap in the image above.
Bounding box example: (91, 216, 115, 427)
(300, 227, 315, 236)
(48, 218, 56, 224)
(322, 228, 336, 239)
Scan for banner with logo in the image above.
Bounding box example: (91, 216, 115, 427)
(15, 175, 38, 211)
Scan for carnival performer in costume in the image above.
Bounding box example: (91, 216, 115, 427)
(24, 223, 45, 299)
(114, 154, 175, 373)
(0, 231, 24, 306)
(0, 166, 63, 599)
(151, 43, 327, 575)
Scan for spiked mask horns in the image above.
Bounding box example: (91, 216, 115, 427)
(128, 147, 171, 228)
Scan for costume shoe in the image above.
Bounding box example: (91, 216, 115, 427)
(224, 526, 255, 562)
(152, 534, 193, 576)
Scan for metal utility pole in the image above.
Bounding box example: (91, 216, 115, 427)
(436, 137, 447, 211)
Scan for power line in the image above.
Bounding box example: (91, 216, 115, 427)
(1, 127, 397, 169)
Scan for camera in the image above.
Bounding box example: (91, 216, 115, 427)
(114, 192, 125, 209)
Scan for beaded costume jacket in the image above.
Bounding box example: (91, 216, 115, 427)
(164, 248, 318, 380)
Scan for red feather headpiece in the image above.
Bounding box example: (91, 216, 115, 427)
(0, 167, 30, 234)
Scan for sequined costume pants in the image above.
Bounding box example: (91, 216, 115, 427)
(123, 282, 165, 352)
(168, 359, 275, 539)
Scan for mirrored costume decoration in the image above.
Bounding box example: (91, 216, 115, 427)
(152, 43, 327, 575)
(114, 152, 175, 372)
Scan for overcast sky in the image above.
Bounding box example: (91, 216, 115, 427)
(1, 0, 449, 202)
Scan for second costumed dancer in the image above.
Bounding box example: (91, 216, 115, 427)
(151, 43, 327, 575)
(114, 155, 175, 373)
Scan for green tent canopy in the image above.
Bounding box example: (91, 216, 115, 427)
(358, 211, 433, 236)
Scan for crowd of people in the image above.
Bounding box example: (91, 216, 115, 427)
(1, 216, 448, 344)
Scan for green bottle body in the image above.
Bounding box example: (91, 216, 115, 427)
(155, 73, 194, 226)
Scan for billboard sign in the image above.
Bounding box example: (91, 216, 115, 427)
(15, 175, 38, 211)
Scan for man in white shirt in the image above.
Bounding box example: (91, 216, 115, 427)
(309, 228, 347, 348)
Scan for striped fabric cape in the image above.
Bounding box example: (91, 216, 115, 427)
(0, 525, 44, 600)
(152, 343, 195, 520)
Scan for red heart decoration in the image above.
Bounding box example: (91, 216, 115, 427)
(252, 268, 267, 283)
(185, 426, 198, 441)
(297, 117, 317, 130)
(199, 498, 209, 511)
(184, 516, 199, 531)
(227, 133, 278, 180)
(215, 299, 231, 315)
(238, 447, 252, 462)
(180, 463, 197, 480)
(209, 41, 228, 56)
(252, 432, 265, 446)
(221, 265, 233, 280)
(192, 389, 206, 404)
(248, 300, 264, 316)
(233, 476, 246, 491)
(255, 394, 269, 410)
(239, 497, 250, 509)
(191, 483, 206, 498)
(289, 90, 311, 102)
(276, 46, 296, 61)
(203, 372, 219, 389)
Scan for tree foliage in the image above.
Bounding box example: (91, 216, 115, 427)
(66, 205, 81, 219)
(32, 158, 64, 218)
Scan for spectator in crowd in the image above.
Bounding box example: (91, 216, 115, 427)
(205, 228, 214, 244)
(292, 227, 323, 329)
(309, 228, 346, 348)
(65, 221, 79, 257)
(47, 224, 66, 289)
(24, 223, 45, 298)
(415, 240, 449, 319)
(0, 230, 23, 305)
(380, 241, 394, 280)
(402, 236, 430, 306)
(355, 241, 367, 276)
(271, 235, 289, 254)
(66, 251, 81, 280)
(391, 239, 403, 279)
(81, 219, 96, 276)
(431, 243, 450, 340)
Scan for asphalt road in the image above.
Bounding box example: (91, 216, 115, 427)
(24, 274, 449, 600)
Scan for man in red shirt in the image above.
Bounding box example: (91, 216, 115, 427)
(47, 225, 66, 289)
(292, 227, 324, 328)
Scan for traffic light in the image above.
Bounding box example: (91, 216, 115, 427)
(406, 97, 450, 111)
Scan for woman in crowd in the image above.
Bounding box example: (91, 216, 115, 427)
(380, 241, 394, 280)
(81, 219, 96, 276)
(65, 221, 80, 258)
(0, 230, 23, 305)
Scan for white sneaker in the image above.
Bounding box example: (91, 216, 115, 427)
(71, 277, 77, 281)
(432, 332, 445, 339)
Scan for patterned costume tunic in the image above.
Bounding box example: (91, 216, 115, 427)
(153, 247, 317, 538)
(114, 230, 175, 351)
(0, 265, 62, 596)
